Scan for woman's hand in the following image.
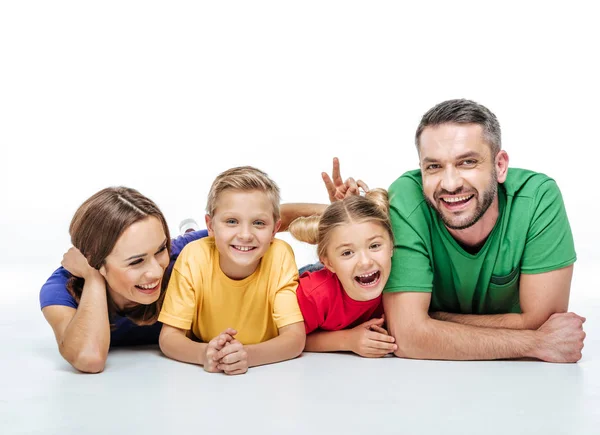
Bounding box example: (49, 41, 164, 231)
(61, 247, 101, 280)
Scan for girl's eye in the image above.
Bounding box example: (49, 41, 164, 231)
(341, 250, 353, 257)
(370, 243, 382, 249)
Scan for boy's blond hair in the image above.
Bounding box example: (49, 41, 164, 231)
(206, 166, 281, 221)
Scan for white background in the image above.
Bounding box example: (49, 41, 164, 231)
(1, 0, 598, 277)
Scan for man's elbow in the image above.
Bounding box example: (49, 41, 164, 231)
(391, 322, 432, 360)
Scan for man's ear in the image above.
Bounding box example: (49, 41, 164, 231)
(205, 214, 214, 236)
(495, 150, 509, 183)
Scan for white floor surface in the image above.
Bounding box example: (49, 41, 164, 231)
(1, 262, 599, 435)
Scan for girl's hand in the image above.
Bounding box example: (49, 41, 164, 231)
(215, 339, 248, 375)
(61, 247, 100, 281)
(349, 317, 397, 358)
(322, 157, 369, 202)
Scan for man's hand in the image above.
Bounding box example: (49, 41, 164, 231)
(61, 247, 100, 280)
(348, 317, 397, 358)
(204, 329, 236, 373)
(215, 339, 249, 375)
(534, 312, 586, 363)
(322, 157, 369, 202)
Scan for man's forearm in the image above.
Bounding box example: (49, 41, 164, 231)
(394, 317, 540, 361)
(430, 312, 548, 330)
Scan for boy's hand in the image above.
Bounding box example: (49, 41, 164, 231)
(204, 329, 237, 373)
(61, 247, 101, 281)
(322, 157, 369, 202)
(215, 339, 249, 375)
(349, 317, 397, 358)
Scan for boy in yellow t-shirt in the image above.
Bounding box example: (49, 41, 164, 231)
(158, 166, 305, 375)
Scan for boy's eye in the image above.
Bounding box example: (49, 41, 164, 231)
(225, 219, 237, 225)
(253, 220, 266, 226)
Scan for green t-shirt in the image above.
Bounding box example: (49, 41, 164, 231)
(384, 168, 576, 314)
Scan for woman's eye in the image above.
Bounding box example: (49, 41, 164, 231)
(129, 259, 143, 266)
(156, 245, 167, 255)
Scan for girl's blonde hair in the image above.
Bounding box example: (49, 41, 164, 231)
(206, 166, 281, 221)
(289, 189, 392, 260)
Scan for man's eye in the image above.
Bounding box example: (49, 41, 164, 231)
(426, 164, 441, 170)
(460, 160, 477, 166)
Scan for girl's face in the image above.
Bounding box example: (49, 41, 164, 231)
(99, 217, 169, 310)
(322, 221, 393, 301)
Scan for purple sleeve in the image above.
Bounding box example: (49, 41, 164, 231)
(39, 267, 78, 309)
(164, 230, 209, 284)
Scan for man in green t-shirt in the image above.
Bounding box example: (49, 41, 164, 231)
(383, 99, 586, 363)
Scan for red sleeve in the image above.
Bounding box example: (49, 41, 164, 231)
(296, 279, 322, 334)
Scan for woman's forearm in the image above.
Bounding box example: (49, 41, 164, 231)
(59, 275, 110, 373)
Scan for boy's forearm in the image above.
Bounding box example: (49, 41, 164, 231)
(245, 324, 306, 367)
(159, 330, 208, 366)
(304, 330, 352, 353)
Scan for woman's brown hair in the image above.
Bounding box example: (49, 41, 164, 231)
(289, 188, 393, 261)
(66, 187, 171, 325)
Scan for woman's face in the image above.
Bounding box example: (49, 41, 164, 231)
(99, 216, 169, 310)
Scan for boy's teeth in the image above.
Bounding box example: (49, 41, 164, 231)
(235, 246, 253, 251)
(442, 195, 472, 203)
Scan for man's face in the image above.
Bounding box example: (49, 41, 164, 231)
(419, 123, 501, 230)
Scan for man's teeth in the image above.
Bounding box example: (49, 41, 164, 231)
(234, 246, 254, 251)
(137, 280, 159, 289)
(442, 195, 472, 203)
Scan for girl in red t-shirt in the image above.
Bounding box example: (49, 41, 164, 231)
(289, 189, 397, 358)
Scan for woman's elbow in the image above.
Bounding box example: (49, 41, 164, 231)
(69, 351, 107, 373)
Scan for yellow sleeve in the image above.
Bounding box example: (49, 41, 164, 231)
(272, 243, 304, 329)
(158, 255, 197, 331)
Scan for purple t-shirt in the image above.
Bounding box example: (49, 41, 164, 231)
(39, 230, 208, 346)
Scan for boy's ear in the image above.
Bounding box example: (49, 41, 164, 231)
(205, 215, 214, 236)
(271, 219, 282, 239)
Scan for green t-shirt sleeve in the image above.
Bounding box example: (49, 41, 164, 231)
(384, 202, 434, 294)
(521, 179, 576, 274)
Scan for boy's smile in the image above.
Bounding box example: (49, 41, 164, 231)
(206, 189, 281, 280)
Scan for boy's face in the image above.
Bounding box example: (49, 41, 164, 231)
(206, 189, 280, 280)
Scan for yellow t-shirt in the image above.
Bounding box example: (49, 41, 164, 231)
(158, 237, 304, 345)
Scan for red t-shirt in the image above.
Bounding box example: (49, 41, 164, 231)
(297, 268, 383, 334)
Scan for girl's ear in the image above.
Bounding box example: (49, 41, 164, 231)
(321, 256, 336, 274)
